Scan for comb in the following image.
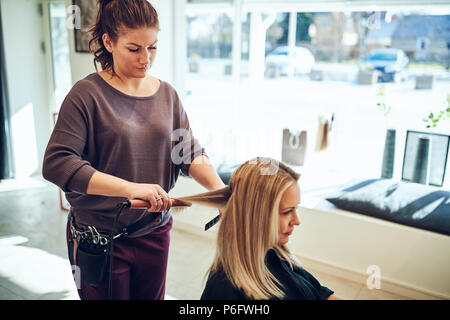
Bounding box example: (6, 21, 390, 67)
(204, 214, 221, 231)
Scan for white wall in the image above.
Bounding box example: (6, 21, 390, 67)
(1, 0, 52, 177)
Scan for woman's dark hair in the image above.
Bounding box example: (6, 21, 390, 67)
(89, 0, 160, 73)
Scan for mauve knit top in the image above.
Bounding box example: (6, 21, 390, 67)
(43, 73, 206, 237)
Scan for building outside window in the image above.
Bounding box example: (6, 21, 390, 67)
(184, 1, 450, 189)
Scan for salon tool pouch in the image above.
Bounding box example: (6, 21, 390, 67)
(68, 238, 109, 287)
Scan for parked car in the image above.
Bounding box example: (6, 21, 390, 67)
(265, 46, 315, 76)
(360, 49, 409, 82)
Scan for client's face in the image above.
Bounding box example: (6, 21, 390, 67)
(278, 182, 301, 246)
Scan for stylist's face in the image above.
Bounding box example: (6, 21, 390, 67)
(103, 26, 158, 78)
(278, 182, 301, 246)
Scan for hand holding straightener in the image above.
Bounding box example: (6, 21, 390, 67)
(125, 183, 175, 212)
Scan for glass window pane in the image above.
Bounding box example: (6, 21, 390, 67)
(49, 2, 72, 111)
(185, 10, 237, 168)
(185, 4, 450, 188)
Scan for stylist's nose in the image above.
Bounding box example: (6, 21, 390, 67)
(139, 49, 150, 64)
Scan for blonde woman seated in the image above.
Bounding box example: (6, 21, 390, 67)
(179, 157, 342, 300)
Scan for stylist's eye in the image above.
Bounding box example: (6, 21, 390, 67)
(128, 48, 139, 52)
(148, 46, 157, 50)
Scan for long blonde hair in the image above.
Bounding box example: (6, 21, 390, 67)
(177, 157, 300, 299)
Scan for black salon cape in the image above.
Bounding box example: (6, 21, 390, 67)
(200, 249, 334, 300)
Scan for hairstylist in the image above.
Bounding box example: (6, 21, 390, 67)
(42, 0, 224, 300)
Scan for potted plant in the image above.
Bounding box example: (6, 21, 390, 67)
(416, 94, 450, 184)
(423, 94, 450, 130)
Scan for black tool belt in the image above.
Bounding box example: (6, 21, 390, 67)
(68, 207, 166, 289)
(69, 210, 164, 244)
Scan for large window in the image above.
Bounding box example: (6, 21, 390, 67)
(49, 2, 72, 111)
(184, 1, 450, 189)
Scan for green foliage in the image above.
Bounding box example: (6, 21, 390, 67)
(423, 94, 450, 129)
(376, 85, 391, 117)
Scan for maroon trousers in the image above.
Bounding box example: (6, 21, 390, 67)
(66, 216, 172, 300)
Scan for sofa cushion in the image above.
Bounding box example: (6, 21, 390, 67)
(216, 163, 239, 185)
(325, 179, 450, 236)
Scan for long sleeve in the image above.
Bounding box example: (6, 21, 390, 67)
(171, 92, 207, 177)
(293, 265, 334, 300)
(42, 81, 97, 193)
